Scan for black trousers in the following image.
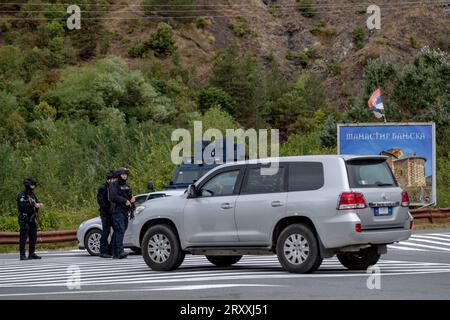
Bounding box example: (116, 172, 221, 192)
(100, 215, 114, 255)
(19, 215, 37, 256)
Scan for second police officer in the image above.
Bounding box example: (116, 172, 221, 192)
(96, 170, 116, 258)
(109, 167, 135, 259)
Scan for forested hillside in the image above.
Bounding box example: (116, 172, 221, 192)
(0, 1, 449, 231)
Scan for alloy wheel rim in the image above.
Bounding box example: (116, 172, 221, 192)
(148, 234, 172, 263)
(88, 233, 101, 254)
(284, 233, 309, 265)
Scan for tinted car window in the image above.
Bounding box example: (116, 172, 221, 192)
(200, 170, 240, 197)
(346, 159, 397, 188)
(288, 162, 324, 192)
(242, 167, 286, 194)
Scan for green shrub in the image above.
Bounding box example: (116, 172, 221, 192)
(375, 36, 390, 46)
(34, 101, 57, 120)
(148, 22, 177, 57)
(298, 0, 315, 18)
(410, 36, 418, 49)
(285, 50, 309, 67)
(0, 20, 11, 33)
(310, 25, 337, 37)
(0, 45, 23, 79)
(305, 48, 321, 59)
(100, 34, 112, 55)
(228, 18, 251, 37)
(194, 16, 211, 29)
(142, 0, 197, 21)
(198, 87, 234, 114)
(268, 4, 278, 15)
(128, 43, 146, 58)
(353, 26, 366, 50)
(43, 56, 176, 121)
(329, 61, 343, 75)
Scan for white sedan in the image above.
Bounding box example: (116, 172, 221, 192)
(77, 190, 185, 256)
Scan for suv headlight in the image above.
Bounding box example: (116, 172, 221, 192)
(134, 206, 145, 216)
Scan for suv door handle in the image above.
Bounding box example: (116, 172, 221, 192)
(220, 203, 233, 210)
(271, 201, 283, 207)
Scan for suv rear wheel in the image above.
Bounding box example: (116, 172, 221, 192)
(276, 224, 322, 273)
(206, 255, 242, 267)
(337, 246, 380, 270)
(142, 225, 185, 271)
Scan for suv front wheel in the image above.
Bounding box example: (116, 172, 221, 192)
(276, 224, 322, 273)
(337, 246, 380, 270)
(142, 225, 185, 271)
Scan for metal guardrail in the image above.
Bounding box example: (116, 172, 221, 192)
(0, 230, 76, 245)
(410, 208, 450, 223)
(0, 208, 449, 245)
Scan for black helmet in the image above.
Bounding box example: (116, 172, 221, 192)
(115, 167, 129, 176)
(23, 177, 37, 187)
(106, 170, 116, 180)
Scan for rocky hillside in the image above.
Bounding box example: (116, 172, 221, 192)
(99, 0, 449, 107)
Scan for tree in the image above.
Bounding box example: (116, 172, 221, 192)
(147, 22, 177, 57)
(43, 56, 176, 122)
(198, 87, 233, 114)
(208, 46, 266, 127)
(392, 47, 449, 117)
(363, 58, 397, 98)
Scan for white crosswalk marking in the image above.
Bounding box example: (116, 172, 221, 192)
(388, 232, 450, 253)
(1, 253, 450, 289)
(0, 231, 449, 294)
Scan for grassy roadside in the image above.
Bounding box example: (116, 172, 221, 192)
(0, 207, 97, 254)
(413, 218, 450, 231)
(0, 241, 78, 254)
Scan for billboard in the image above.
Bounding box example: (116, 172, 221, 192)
(337, 122, 436, 206)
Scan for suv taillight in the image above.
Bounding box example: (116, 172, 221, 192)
(401, 191, 409, 207)
(337, 192, 367, 210)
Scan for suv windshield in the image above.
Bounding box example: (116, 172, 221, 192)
(173, 168, 210, 184)
(346, 159, 397, 188)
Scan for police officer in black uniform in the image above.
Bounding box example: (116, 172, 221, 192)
(17, 177, 44, 261)
(109, 167, 135, 259)
(97, 170, 116, 258)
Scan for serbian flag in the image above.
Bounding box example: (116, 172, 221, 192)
(368, 88, 384, 119)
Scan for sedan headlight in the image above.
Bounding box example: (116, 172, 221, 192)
(134, 206, 145, 216)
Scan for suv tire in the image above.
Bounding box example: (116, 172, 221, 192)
(276, 224, 322, 273)
(337, 246, 380, 270)
(85, 229, 101, 256)
(206, 255, 242, 267)
(142, 224, 185, 271)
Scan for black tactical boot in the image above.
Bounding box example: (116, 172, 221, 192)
(28, 253, 42, 260)
(20, 255, 28, 261)
(118, 252, 128, 259)
(100, 253, 112, 258)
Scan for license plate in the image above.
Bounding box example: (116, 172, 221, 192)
(374, 207, 392, 216)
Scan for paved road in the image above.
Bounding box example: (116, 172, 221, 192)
(0, 230, 449, 300)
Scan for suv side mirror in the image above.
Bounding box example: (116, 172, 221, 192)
(147, 181, 154, 191)
(187, 184, 198, 198)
